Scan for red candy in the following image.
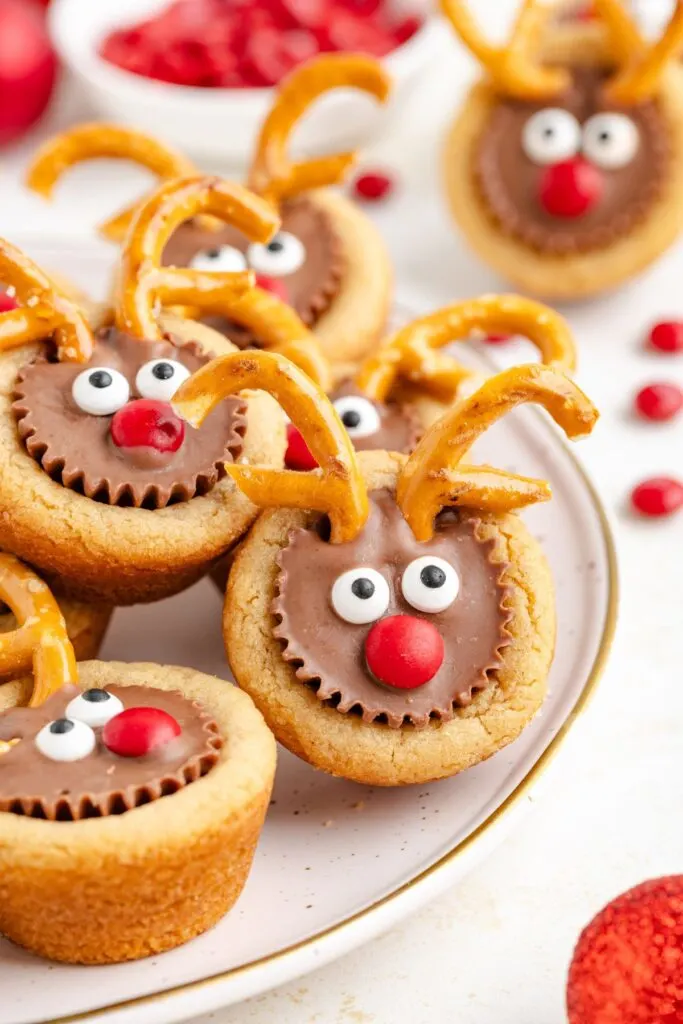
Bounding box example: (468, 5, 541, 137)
(102, 706, 181, 758)
(540, 158, 603, 218)
(567, 876, 683, 1024)
(631, 477, 683, 518)
(110, 399, 185, 453)
(0, 290, 18, 312)
(352, 171, 395, 202)
(255, 273, 289, 303)
(635, 382, 683, 422)
(285, 422, 318, 471)
(484, 332, 512, 344)
(648, 321, 683, 354)
(365, 614, 444, 689)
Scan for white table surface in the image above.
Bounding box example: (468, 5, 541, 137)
(2, 6, 682, 1020)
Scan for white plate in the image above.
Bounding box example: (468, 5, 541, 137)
(1, 239, 617, 1024)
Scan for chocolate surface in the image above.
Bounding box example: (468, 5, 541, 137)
(273, 490, 511, 729)
(162, 196, 345, 347)
(0, 684, 222, 820)
(330, 381, 421, 454)
(13, 327, 246, 509)
(475, 67, 669, 254)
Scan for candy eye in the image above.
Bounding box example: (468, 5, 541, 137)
(332, 395, 381, 440)
(331, 567, 390, 625)
(35, 718, 96, 762)
(189, 245, 247, 273)
(135, 359, 191, 402)
(582, 113, 639, 169)
(401, 556, 460, 613)
(72, 367, 130, 416)
(522, 108, 581, 165)
(65, 688, 124, 728)
(247, 232, 305, 277)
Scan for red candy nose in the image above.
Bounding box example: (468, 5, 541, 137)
(255, 273, 289, 303)
(102, 706, 181, 758)
(285, 422, 318, 471)
(0, 291, 18, 312)
(539, 157, 603, 218)
(365, 614, 444, 690)
(110, 399, 185, 452)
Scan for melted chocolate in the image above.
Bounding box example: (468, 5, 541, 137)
(273, 490, 511, 729)
(0, 684, 222, 820)
(162, 196, 345, 348)
(13, 327, 246, 509)
(330, 381, 422, 454)
(475, 67, 669, 254)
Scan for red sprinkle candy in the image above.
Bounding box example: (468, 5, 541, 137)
(364, 614, 444, 690)
(567, 876, 683, 1024)
(635, 382, 683, 422)
(648, 321, 683, 354)
(352, 171, 395, 203)
(631, 477, 683, 518)
(102, 706, 181, 758)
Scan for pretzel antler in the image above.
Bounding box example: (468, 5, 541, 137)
(599, 0, 683, 104)
(440, 0, 568, 100)
(0, 239, 93, 362)
(356, 295, 577, 404)
(26, 123, 202, 243)
(0, 555, 77, 708)
(397, 364, 599, 542)
(248, 54, 391, 207)
(115, 176, 280, 340)
(173, 351, 368, 543)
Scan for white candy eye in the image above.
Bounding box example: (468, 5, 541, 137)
(332, 395, 381, 440)
(401, 556, 460, 613)
(331, 567, 390, 625)
(522, 108, 581, 165)
(72, 367, 130, 416)
(247, 232, 305, 277)
(65, 688, 124, 729)
(582, 112, 639, 169)
(135, 359, 190, 402)
(189, 245, 247, 273)
(35, 718, 96, 762)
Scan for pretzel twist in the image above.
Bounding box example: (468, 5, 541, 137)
(115, 176, 280, 340)
(172, 351, 368, 543)
(397, 364, 599, 542)
(356, 296, 577, 403)
(248, 54, 391, 206)
(600, 0, 683, 103)
(0, 239, 93, 362)
(0, 555, 77, 708)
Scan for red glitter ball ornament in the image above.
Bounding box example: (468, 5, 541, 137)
(635, 383, 683, 422)
(567, 876, 683, 1024)
(649, 321, 683, 354)
(352, 171, 395, 202)
(631, 477, 683, 518)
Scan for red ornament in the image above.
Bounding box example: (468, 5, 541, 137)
(0, 290, 18, 312)
(0, 0, 57, 145)
(255, 273, 290, 304)
(539, 158, 603, 218)
(631, 477, 683, 518)
(567, 876, 683, 1024)
(648, 321, 683, 354)
(352, 171, 395, 203)
(364, 614, 444, 689)
(285, 422, 318, 471)
(110, 399, 185, 453)
(635, 383, 683, 422)
(102, 706, 181, 758)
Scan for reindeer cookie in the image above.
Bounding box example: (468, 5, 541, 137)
(0, 176, 302, 606)
(0, 554, 275, 964)
(173, 351, 598, 787)
(28, 55, 393, 373)
(441, 0, 683, 299)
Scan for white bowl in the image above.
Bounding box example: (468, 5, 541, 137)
(49, 0, 442, 166)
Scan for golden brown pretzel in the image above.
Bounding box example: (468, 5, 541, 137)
(598, 0, 683, 104)
(173, 350, 368, 542)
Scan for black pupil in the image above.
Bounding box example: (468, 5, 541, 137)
(420, 565, 446, 589)
(341, 410, 362, 429)
(599, 131, 611, 143)
(205, 249, 222, 259)
(89, 370, 112, 389)
(152, 362, 174, 380)
(543, 127, 554, 138)
(351, 577, 375, 600)
(267, 238, 285, 253)
(49, 718, 75, 734)
(83, 688, 110, 704)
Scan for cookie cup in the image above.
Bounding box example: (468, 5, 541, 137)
(443, 28, 683, 300)
(0, 317, 286, 605)
(224, 451, 555, 787)
(0, 661, 276, 964)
